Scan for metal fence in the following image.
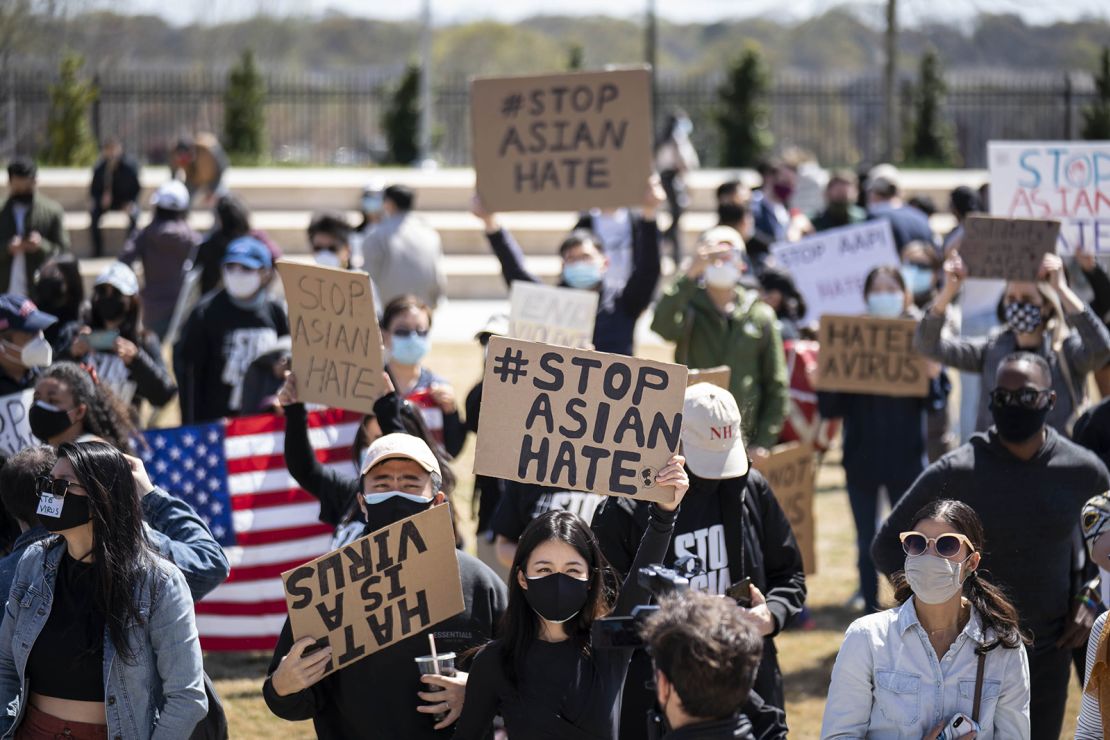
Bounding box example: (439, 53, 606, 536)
(0, 67, 1097, 169)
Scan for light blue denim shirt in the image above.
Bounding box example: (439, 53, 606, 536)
(821, 598, 1030, 739)
(0, 537, 207, 739)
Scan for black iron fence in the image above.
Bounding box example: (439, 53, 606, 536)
(0, 67, 1097, 169)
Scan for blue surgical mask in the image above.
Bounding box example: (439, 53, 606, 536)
(867, 292, 904, 318)
(362, 195, 383, 214)
(362, 491, 429, 506)
(901, 264, 935, 295)
(389, 334, 430, 365)
(563, 261, 602, 290)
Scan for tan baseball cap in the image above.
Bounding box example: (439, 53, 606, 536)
(681, 383, 749, 480)
(360, 433, 442, 478)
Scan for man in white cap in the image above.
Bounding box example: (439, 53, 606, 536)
(119, 179, 198, 339)
(264, 433, 507, 740)
(593, 383, 805, 739)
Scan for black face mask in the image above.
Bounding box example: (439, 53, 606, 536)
(93, 295, 126, 322)
(29, 401, 75, 442)
(361, 493, 433, 533)
(989, 400, 1051, 443)
(36, 491, 92, 533)
(523, 572, 590, 623)
(33, 277, 67, 313)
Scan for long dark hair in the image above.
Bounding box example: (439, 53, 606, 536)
(892, 499, 1029, 650)
(499, 510, 618, 685)
(215, 194, 251, 238)
(44, 362, 137, 455)
(57, 441, 155, 662)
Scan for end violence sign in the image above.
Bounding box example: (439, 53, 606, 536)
(470, 67, 653, 212)
(474, 336, 687, 504)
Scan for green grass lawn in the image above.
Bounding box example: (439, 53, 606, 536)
(207, 341, 1083, 738)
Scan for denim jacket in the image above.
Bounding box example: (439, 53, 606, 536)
(0, 537, 207, 739)
(140, 487, 229, 601)
(821, 599, 1030, 739)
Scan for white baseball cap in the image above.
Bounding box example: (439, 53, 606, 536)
(150, 180, 190, 211)
(360, 433, 442, 478)
(94, 262, 139, 297)
(681, 383, 749, 479)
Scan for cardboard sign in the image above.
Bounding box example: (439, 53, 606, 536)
(509, 281, 599, 349)
(277, 261, 384, 414)
(770, 221, 897, 319)
(816, 315, 929, 397)
(753, 443, 816, 574)
(474, 336, 687, 504)
(686, 366, 731, 390)
(281, 503, 463, 677)
(958, 215, 1060, 280)
(988, 141, 1110, 255)
(470, 67, 653, 212)
(0, 390, 36, 456)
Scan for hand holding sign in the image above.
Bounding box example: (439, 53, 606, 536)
(652, 454, 689, 511)
(271, 637, 334, 697)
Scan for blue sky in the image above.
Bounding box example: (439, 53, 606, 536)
(114, 0, 1109, 26)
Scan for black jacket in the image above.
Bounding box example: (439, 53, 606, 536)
(592, 470, 805, 737)
(664, 714, 756, 740)
(89, 156, 141, 209)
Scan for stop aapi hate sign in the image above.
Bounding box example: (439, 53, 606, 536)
(474, 336, 687, 504)
(470, 67, 653, 212)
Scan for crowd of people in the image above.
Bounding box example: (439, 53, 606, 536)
(0, 136, 1108, 740)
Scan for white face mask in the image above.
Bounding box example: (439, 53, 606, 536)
(4, 335, 52, 368)
(904, 553, 968, 605)
(705, 262, 740, 289)
(223, 268, 263, 300)
(313, 250, 342, 269)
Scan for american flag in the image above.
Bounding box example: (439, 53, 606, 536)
(141, 408, 362, 651)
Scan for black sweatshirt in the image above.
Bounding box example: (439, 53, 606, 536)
(451, 505, 678, 740)
(592, 471, 805, 734)
(263, 548, 508, 740)
(173, 289, 289, 423)
(491, 481, 607, 542)
(871, 427, 1110, 648)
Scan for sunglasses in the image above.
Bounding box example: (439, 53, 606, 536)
(392, 329, 429, 338)
(36, 476, 86, 499)
(900, 531, 975, 560)
(988, 387, 1052, 410)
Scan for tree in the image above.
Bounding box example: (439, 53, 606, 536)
(383, 64, 421, 165)
(42, 52, 98, 166)
(1082, 46, 1110, 140)
(905, 48, 957, 166)
(566, 42, 584, 71)
(224, 49, 267, 163)
(716, 44, 773, 167)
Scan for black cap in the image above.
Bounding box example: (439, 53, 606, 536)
(6, 157, 36, 179)
(0, 294, 56, 333)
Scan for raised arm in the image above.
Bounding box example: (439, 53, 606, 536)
(615, 177, 666, 318)
(472, 195, 540, 286)
(913, 252, 989, 372)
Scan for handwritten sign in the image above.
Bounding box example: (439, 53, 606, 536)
(0, 391, 36, 456)
(282, 503, 463, 677)
(753, 443, 816, 574)
(686, 366, 731, 390)
(816, 315, 929, 397)
(474, 336, 687, 503)
(277, 261, 384, 414)
(958, 215, 1060, 280)
(988, 141, 1110, 254)
(770, 221, 896, 319)
(470, 67, 653, 212)
(509, 281, 598, 349)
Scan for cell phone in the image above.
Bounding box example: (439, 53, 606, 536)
(87, 329, 119, 352)
(726, 577, 753, 608)
(938, 713, 979, 740)
(591, 616, 645, 649)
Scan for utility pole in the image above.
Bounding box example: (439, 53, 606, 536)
(418, 0, 433, 164)
(883, 0, 898, 162)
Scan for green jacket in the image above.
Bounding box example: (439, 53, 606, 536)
(0, 195, 69, 294)
(652, 275, 789, 449)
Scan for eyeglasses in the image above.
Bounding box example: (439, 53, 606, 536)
(36, 476, 85, 499)
(392, 329, 429, 338)
(988, 387, 1052, 410)
(900, 531, 975, 560)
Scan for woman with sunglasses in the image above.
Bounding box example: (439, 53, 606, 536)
(380, 295, 465, 458)
(0, 441, 207, 739)
(822, 499, 1030, 739)
(916, 250, 1110, 435)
